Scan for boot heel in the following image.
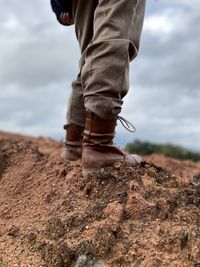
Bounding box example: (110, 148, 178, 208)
(82, 165, 116, 179)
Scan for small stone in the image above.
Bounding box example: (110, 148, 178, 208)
(75, 255, 88, 267)
(7, 226, 20, 237)
(60, 169, 67, 177)
(128, 180, 140, 191)
(27, 232, 37, 242)
(75, 255, 103, 267)
(179, 232, 188, 249)
(142, 174, 154, 189)
(45, 191, 57, 204)
(46, 217, 65, 240)
(193, 173, 200, 184)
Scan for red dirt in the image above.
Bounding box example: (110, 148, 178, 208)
(145, 154, 200, 181)
(0, 131, 199, 267)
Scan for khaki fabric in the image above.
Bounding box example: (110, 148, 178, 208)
(67, 0, 146, 126)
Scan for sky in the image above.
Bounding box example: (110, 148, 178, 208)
(0, 0, 199, 151)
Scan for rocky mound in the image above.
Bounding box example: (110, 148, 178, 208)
(0, 131, 200, 267)
(145, 154, 200, 180)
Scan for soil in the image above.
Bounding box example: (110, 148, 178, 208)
(0, 131, 199, 267)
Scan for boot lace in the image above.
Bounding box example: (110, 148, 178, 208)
(117, 116, 136, 133)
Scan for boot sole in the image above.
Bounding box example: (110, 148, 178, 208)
(82, 162, 124, 180)
(82, 165, 122, 179)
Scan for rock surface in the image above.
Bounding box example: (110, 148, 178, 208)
(0, 131, 200, 267)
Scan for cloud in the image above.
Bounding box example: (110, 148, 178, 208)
(0, 0, 80, 89)
(0, 0, 80, 139)
(119, 0, 200, 150)
(0, 0, 199, 151)
(0, 82, 70, 137)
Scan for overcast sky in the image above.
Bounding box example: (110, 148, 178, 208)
(0, 0, 199, 151)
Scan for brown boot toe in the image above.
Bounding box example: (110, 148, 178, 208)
(82, 146, 142, 178)
(125, 153, 143, 166)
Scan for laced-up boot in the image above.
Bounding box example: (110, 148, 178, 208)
(82, 111, 142, 178)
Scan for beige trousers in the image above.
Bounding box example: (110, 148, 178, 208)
(67, 0, 146, 127)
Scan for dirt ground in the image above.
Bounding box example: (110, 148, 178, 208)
(0, 131, 199, 267)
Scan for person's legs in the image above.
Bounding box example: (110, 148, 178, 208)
(81, 0, 146, 175)
(81, 0, 146, 119)
(66, 73, 85, 127)
(63, 0, 98, 160)
(66, 0, 98, 127)
(70, 0, 146, 121)
(64, 0, 146, 165)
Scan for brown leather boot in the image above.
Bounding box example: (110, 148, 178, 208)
(62, 124, 84, 161)
(82, 111, 143, 178)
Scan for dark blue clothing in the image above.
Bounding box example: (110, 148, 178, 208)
(50, 0, 72, 25)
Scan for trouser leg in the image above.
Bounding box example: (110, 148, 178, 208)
(81, 0, 146, 119)
(67, 0, 146, 123)
(67, 73, 85, 127)
(66, 0, 98, 126)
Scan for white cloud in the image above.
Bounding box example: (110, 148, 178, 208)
(144, 15, 174, 35)
(0, 0, 199, 151)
